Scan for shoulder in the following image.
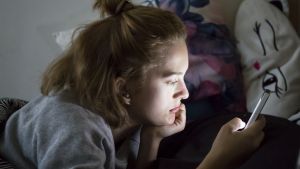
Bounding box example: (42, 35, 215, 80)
(4, 90, 116, 168)
(15, 90, 113, 141)
(35, 91, 116, 168)
(40, 90, 112, 136)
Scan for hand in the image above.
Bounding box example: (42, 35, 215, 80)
(136, 104, 186, 169)
(141, 103, 186, 141)
(199, 115, 266, 169)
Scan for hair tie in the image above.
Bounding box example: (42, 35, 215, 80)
(115, 0, 131, 15)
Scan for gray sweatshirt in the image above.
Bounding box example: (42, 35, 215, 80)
(0, 90, 140, 169)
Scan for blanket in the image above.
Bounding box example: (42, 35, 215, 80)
(0, 98, 28, 169)
(156, 112, 300, 169)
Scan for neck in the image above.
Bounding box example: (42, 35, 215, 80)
(111, 122, 140, 144)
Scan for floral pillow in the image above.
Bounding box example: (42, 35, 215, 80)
(142, 0, 247, 113)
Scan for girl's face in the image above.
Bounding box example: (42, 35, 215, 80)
(128, 42, 189, 126)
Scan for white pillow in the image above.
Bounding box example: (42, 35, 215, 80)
(235, 0, 300, 118)
(264, 0, 290, 16)
(52, 28, 77, 51)
(52, 0, 145, 51)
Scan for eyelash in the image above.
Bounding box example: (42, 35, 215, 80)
(168, 81, 178, 86)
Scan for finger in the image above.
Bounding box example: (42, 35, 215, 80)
(175, 103, 186, 117)
(174, 103, 186, 127)
(175, 103, 186, 120)
(255, 114, 266, 129)
(253, 131, 265, 148)
(245, 115, 266, 135)
(224, 117, 246, 132)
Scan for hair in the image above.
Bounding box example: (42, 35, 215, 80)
(41, 0, 187, 128)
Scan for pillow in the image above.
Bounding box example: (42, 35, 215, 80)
(289, 111, 300, 125)
(52, 0, 290, 51)
(265, 0, 290, 16)
(52, 28, 77, 51)
(235, 0, 300, 118)
(51, 0, 145, 51)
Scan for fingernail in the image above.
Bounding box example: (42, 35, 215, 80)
(241, 122, 246, 128)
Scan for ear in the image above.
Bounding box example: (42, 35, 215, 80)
(115, 77, 131, 104)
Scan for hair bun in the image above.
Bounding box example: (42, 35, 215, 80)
(93, 0, 133, 18)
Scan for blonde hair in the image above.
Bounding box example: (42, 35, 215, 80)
(41, 0, 187, 128)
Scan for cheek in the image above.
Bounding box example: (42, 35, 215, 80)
(151, 91, 172, 115)
(130, 81, 175, 125)
(136, 95, 175, 125)
(144, 86, 171, 110)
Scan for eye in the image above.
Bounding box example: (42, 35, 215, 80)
(262, 68, 287, 99)
(168, 81, 178, 86)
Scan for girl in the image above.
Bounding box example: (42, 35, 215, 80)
(0, 0, 266, 168)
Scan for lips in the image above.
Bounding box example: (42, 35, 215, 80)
(169, 106, 180, 114)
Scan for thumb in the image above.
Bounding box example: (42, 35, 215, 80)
(225, 118, 246, 132)
(173, 103, 186, 127)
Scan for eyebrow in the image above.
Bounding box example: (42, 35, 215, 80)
(162, 71, 183, 77)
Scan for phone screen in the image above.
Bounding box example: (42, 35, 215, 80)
(244, 89, 271, 129)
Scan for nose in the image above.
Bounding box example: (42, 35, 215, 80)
(174, 79, 189, 100)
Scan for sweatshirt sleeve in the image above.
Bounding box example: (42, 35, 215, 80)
(33, 104, 115, 169)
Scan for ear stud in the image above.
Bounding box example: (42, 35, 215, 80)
(123, 94, 130, 99)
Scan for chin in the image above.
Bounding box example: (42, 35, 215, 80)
(145, 114, 176, 126)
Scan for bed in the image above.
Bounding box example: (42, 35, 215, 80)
(1, 0, 300, 168)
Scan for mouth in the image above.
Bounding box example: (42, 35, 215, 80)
(169, 105, 180, 114)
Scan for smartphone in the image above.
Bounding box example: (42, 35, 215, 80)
(244, 89, 271, 129)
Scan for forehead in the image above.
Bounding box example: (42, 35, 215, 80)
(165, 43, 187, 65)
(148, 42, 189, 78)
